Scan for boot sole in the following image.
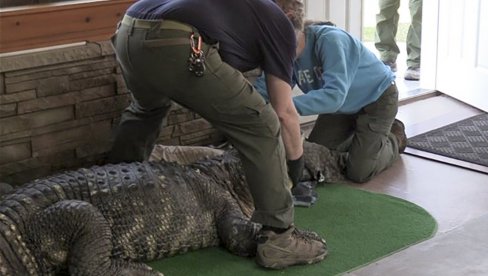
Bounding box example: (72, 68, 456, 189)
(392, 119, 407, 153)
(256, 249, 328, 270)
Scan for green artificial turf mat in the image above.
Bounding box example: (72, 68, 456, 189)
(148, 183, 437, 275)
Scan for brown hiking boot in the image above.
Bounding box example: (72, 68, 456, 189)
(255, 226, 328, 269)
(391, 119, 407, 153)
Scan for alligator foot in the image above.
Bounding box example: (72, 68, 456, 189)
(218, 215, 261, 257)
(302, 141, 346, 183)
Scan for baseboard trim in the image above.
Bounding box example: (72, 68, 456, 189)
(399, 90, 441, 106)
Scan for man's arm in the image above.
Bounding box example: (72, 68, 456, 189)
(266, 73, 303, 160)
(293, 30, 360, 116)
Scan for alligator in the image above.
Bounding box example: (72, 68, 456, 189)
(0, 141, 344, 276)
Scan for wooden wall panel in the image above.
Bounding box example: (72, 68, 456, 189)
(0, 0, 135, 53)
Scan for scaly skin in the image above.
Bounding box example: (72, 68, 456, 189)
(0, 154, 260, 276)
(0, 141, 343, 275)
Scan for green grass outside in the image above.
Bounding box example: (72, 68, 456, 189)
(362, 22, 410, 42)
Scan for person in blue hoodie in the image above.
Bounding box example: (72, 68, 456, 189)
(255, 20, 407, 183)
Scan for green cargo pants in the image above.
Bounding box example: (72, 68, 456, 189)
(375, 0, 422, 68)
(307, 83, 401, 183)
(108, 16, 294, 228)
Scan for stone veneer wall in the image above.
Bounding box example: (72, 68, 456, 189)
(0, 41, 224, 186)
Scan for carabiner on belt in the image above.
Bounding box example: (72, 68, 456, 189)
(188, 33, 205, 77)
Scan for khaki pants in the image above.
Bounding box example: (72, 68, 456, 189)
(375, 0, 422, 68)
(108, 17, 293, 228)
(307, 84, 400, 183)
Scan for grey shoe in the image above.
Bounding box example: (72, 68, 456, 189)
(383, 60, 397, 72)
(404, 67, 420, 80)
(256, 226, 328, 269)
(391, 119, 407, 153)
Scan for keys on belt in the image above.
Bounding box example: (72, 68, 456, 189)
(188, 33, 205, 77)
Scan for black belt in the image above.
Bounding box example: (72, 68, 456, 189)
(121, 15, 193, 33)
(121, 15, 196, 46)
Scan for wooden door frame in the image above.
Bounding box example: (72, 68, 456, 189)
(0, 0, 135, 54)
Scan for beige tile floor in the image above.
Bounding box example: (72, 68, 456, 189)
(344, 94, 488, 275)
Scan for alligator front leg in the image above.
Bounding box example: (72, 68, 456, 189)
(302, 141, 346, 183)
(28, 200, 163, 276)
(217, 213, 261, 257)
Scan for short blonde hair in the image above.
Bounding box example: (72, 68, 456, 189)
(275, 0, 305, 31)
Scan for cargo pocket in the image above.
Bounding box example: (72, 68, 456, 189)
(212, 83, 279, 135)
(367, 120, 390, 135)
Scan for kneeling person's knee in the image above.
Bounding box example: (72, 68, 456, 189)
(346, 167, 375, 183)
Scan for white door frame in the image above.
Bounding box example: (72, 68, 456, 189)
(305, 0, 363, 39)
(420, 0, 439, 90)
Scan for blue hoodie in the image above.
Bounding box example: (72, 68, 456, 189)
(255, 24, 395, 116)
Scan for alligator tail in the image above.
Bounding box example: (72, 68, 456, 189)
(0, 213, 39, 276)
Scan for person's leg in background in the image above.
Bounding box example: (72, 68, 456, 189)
(404, 0, 423, 80)
(305, 114, 355, 178)
(345, 84, 402, 183)
(307, 113, 355, 152)
(375, 0, 401, 72)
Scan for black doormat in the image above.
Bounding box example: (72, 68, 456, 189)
(407, 113, 488, 169)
